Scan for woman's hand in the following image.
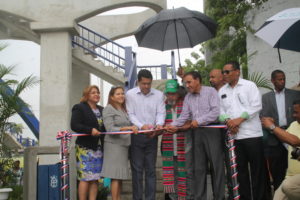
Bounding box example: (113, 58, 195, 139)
(91, 128, 101, 136)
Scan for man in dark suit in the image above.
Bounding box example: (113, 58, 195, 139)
(261, 70, 300, 190)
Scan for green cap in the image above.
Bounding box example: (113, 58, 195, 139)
(165, 79, 179, 93)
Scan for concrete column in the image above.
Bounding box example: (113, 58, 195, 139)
(39, 31, 72, 163)
(71, 64, 90, 106)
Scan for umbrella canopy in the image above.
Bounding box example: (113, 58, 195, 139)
(134, 7, 217, 51)
(255, 7, 300, 52)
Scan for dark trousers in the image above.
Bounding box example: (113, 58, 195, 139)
(185, 129, 195, 200)
(235, 137, 269, 200)
(130, 134, 158, 200)
(265, 144, 288, 190)
(193, 127, 225, 200)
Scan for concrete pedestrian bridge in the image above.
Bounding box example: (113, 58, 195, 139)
(0, 0, 168, 148)
(1, 1, 172, 199)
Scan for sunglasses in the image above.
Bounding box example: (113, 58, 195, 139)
(221, 69, 235, 75)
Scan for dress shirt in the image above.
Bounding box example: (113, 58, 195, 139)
(219, 78, 263, 140)
(126, 87, 166, 129)
(275, 89, 287, 127)
(171, 86, 220, 127)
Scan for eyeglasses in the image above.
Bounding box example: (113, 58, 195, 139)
(221, 69, 235, 75)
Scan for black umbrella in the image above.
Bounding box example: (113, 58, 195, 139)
(134, 7, 217, 67)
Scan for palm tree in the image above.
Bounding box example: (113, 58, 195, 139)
(0, 44, 38, 187)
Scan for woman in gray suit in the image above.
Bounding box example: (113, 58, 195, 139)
(101, 86, 138, 200)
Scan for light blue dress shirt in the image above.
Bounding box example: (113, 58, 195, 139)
(275, 89, 287, 127)
(126, 87, 166, 129)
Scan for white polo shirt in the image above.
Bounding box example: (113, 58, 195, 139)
(219, 78, 263, 140)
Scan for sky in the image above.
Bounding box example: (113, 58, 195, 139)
(0, 0, 203, 139)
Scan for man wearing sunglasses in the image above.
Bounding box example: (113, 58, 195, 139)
(218, 61, 269, 200)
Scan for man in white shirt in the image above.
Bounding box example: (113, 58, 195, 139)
(219, 61, 269, 200)
(261, 70, 300, 190)
(126, 69, 166, 200)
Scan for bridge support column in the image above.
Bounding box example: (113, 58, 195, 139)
(35, 29, 75, 163)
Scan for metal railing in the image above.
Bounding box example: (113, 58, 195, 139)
(72, 24, 177, 90)
(137, 51, 176, 80)
(73, 24, 128, 72)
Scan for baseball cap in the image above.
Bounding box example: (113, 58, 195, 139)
(165, 79, 179, 93)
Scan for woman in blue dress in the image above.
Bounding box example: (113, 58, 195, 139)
(71, 85, 105, 200)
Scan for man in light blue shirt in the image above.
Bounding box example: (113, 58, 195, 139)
(126, 69, 166, 200)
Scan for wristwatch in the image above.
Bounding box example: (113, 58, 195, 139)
(268, 124, 276, 132)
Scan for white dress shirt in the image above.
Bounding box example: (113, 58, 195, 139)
(219, 78, 263, 140)
(275, 89, 287, 127)
(126, 87, 166, 129)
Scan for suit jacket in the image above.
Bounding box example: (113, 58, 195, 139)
(103, 104, 132, 146)
(261, 88, 300, 146)
(70, 102, 106, 150)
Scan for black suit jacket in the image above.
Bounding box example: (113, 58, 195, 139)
(71, 102, 105, 150)
(261, 88, 300, 146)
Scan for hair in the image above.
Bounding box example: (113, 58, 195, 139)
(183, 71, 202, 83)
(138, 69, 153, 81)
(225, 61, 240, 70)
(177, 86, 187, 100)
(293, 99, 300, 106)
(107, 86, 126, 111)
(271, 70, 285, 80)
(80, 85, 100, 103)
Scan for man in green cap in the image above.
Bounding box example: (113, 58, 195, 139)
(162, 79, 191, 200)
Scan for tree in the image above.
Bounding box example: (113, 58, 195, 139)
(0, 44, 38, 187)
(182, 0, 272, 89)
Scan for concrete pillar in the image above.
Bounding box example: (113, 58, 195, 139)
(39, 31, 73, 163)
(71, 64, 90, 106)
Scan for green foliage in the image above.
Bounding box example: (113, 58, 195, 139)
(182, 0, 269, 88)
(0, 158, 14, 187)
(8, 185, 23, 200)
(246, 71, 273, 90)
(203, 0, 265, 71)
(0, 44, 38, 189)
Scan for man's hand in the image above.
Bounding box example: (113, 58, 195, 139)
(153, 125, 164, 136)
(261, 117, 275, 129)
(165, 125, 178, 133)
(141, 124, 153, 130)
(91, 128, 101, 136)
(226, 118, 244, 130)
(178, 121, 191, 131)
(229, 126, 239, 135)
(190, 120, 199, 129)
